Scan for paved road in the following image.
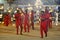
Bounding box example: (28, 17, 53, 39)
(0, 23, 60, 40)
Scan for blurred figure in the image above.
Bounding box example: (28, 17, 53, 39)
(15, 10, 23, 35)
(45, 7, 51, 28)
(51, 10, 56, 23)
(40, 11, 47, 38)
(40, 7, 51, 38)
(55, 11, 58, 26)
(4, 12, 11, 26)
(30, 10, 34, 30)
(24, 9, 30, 32)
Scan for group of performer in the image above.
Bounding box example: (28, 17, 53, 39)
(3, 7, 53, 38)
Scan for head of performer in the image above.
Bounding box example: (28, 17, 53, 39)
(17, 10, 20, 13)
(41, 11, 44, 15)
(45, 6, 49, 13)
(31, 10, 34, 14)
(5, 12, 9, 16)
(25, 9, 28, 14)
(31, 10, 34, 12)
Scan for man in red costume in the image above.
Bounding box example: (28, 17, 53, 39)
(30, 10, 34, 30)
(40, 11, 47, 38)
(4, 12, 11, 26)
(24, 9, 30, 32)
(40, 8, 51, 38)
(15, 10, 23, 35)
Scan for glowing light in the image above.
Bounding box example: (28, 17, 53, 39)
(1, 6, 3, 9)
(37, 10, 39, 13)
(0, 6, 4, 9)
(30, 12, 31, 15)
(35, 0, 43, 8)
(0, 14, 2, 16)
(40, 6, 41, 8)
(12, 24, 15, 26)
(39, 19, 40, 21)
(8, 10, 11, 13)
(28, 4, 31, 6)
(13, 15, 15, 17)
(36, 6, 38, 8)
(17, 8, 19, 10)
(0, 14, 2, 18)
(14, 10, 17, 13)
(28, 4, 33, 10)
(11, 18, 13, 21)
(8, 8, 12, 13)
(28, 7, 33, 10)
(49, 7, 51, 9)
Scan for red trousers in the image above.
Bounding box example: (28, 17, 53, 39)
(24, 22, 30, 32)
(49, 20, 52, 28)
(40, 27, 47, 38)
(5, 21, 9, 26)
(40, 21, 47, 38)
(31, 21, 34, 30)
(16, 24, 23, 35)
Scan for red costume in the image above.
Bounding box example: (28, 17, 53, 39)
(45, 8, 52, 28)
(15, 13, 23, 35)
(4, 13, 11, 26)
(40, 10, 50, 38)
(24, 13, 30, 32)
(31, 10, 34, 30)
